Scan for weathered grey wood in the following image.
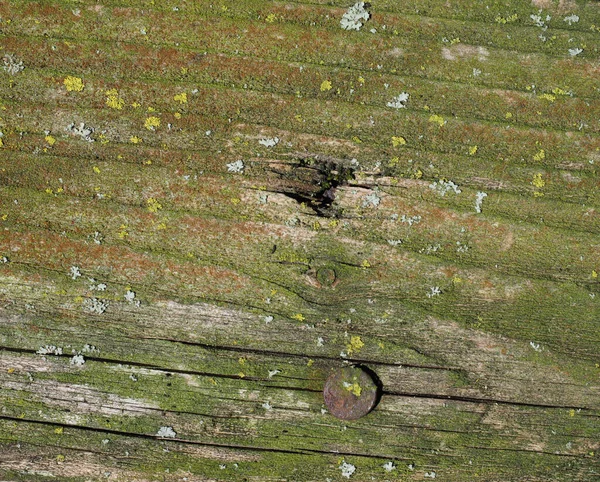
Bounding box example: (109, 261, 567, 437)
(1, 0, 599, 480)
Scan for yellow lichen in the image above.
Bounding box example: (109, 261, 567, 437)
(144, 116, 161, 130)
(429, 114, 446, 127)
(45, 135, 56, 146)
(344, 382, 362, 397)
(130, 136, 142, 144)
(146, 198, 162, 213)
(173, 92, 187, 104)
(392, 136, 406, 147)
(63, 76, 84, 92)
(533, 149, 545, 162)
(92, 166, 101, 174)
(538, 93, 556, 102)
(105, 89, 125, 110)
(320, 80, 332, 92)
(495, 13, 518, 24)
(469, 145, 478, 155)
(291, 313, 305, 322)
(117, 224, 129, 239)
(531, 173, 545, 188)
(265, 13, 276, 23)
(346, 336, 364, 355)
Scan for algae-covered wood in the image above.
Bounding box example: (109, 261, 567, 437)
(1, 0, 599, 480)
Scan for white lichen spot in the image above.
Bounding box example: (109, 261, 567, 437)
(386, 92, 410, 109)
(401, 214, 421, 226)
(70, 266, 82, 280)
(37, 345, 63, 355)
(2, 54, 24, 75)
(429, 179, 461, 196)
(456, 241, 469, 253)
(1, 256, 9, 263)
(424, 471, 437, 479)
(383, 461, 396, 472)
(568, 47, 583, 57)
(92, 231, 104, 244)
(530, 341, 542, 352)
(81, 344, 99, 353)
(530, 14, 544, 27)
(83, 297, 108, 314)
(70, 354, 85, 366)
(317, 336, 325, 346)
(530, 12, 550, 29)
(226, 159, 245, 173)
(387, 239, 402, 246)
(264, 315, 274, 324)
(340, 2, 370, 31)
(563, 14, 579, 25)
(268, 369, 281, 378)
(156, 426, 176, 438)
(66, 122, 94, 142)
(339, 461, 356, 478)
(426, 286, 441, 298)
(261, 401, 272, 410)
(472, 68, 482, 77)
(124, 290, 136, 302)
(475, 191, 488, 213)
(419, 244, 441, 254)
(362, 191, 381, 208)
(258, 137, 279, 148)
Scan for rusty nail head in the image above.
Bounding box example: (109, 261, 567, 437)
(316, 267, 336, 287)
(323, 366, 380, 420)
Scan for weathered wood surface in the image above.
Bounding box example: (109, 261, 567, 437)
(1, 0, 599, 480)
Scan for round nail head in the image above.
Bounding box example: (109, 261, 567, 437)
(323, 366, 379, 420)
(316, 267, 336, 287)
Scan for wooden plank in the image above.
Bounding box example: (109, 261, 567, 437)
(1, 0, 599, 480)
